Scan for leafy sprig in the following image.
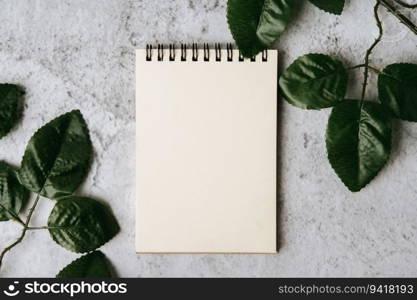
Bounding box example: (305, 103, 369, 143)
(228, 0, 417, 192)
(0, 109, 119, 277)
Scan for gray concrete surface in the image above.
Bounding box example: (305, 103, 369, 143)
(0, 0, 417, 277)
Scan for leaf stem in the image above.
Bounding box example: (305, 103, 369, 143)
(377, 0, 417, 35)
(13, 217, 26, 227)
(361, 2, 384, 105)
(26, 226, 48, 230)
(0, 193, 41, 270)
(346, 64, 382, 73)
(346, 64, 366, 70)
(27, 225, 65, 230)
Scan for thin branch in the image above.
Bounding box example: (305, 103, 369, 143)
(26, 226, 49, 230)
(361, 2, 384, 105)
(393, 0, 417, 8)
(346, 64, 366, 70)
(0, 193, 41, 269)
(377, 0, 417, 35)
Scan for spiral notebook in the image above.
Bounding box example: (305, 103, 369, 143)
(136, 44, 278, 253)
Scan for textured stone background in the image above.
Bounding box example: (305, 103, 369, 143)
(0, 0, 417, 277)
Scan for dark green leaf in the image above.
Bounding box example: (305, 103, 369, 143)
(0, 84, 23, 139)
(378, 63, 417, 121)
(19, 110, 92, 200)
(309, 0, 345, 15)
(326, 100, 392, 192)
(279, 54, 348, 109)
(48, 196, 119, 253)
(56, 251, 113, 278)
(227, 0, 299, 57)
(0, 162, 30, 221)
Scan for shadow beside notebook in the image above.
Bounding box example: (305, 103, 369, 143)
(276, 51, 284, 253)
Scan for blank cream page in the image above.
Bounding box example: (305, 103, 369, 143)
(136, 48, 277, 253)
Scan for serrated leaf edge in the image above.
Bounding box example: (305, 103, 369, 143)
(279, 53, 348, 110)
(226, 1, 265, 58)
(18, 109, 92, 198)
(325, 100, 392, 192)
(378, 63, 417, 122)
(56, 250, 112, 278)
(48, 197, 119, 254)
(0, 161, 29, 221)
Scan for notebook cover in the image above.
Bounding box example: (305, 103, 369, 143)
(136, 48, 277, 253)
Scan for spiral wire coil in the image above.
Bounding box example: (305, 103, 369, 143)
(145, 43, 268, 62)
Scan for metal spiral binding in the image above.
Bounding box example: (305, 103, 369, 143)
(215, 43, 221, 61)
(146, 45, 152, 61)
(169, 44, 175, 61)
(227, 43, 233, 61)
(145, 44, 269, 62)
(192, 43, 198, 61)
(157, 44, 164, 61)
(181, 44, 187, 61)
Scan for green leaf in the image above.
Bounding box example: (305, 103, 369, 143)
(48, 196, 119, 253)
(56, 251, 113, 278)
(279, 54, 348, 109)
(378, 63, 417, 121)
(0, 162, 30, 221)
(227, 0, 299, 57)
(0, 84, 23, 139)
(309, 0, 345, 15)
(326, 100, 392, 192)
(19, 110, 92, 200)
